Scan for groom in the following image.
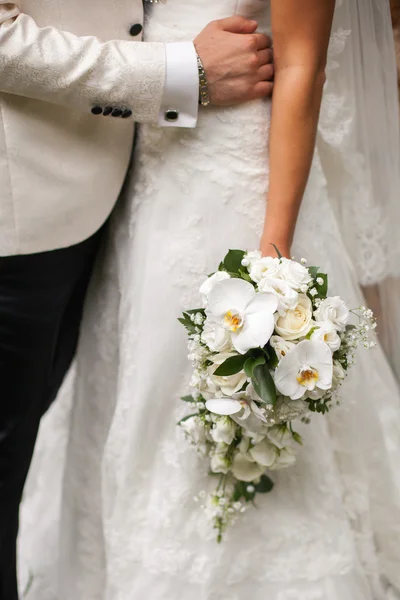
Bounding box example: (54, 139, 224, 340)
(0, 1, 273, 598)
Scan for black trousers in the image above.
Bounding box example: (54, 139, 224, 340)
(0, 227, 104, 600)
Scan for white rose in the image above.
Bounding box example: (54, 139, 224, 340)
(332, 360, 346, 390)
(231, 452, 266, 482)
(266, 424, 293, 450)
(200, 271, 231, 304)
(270, 335, 296, 361)
(314, 296, 350, 332)
(210, 453, 230, 475)
(258, 277, 299, 313)
(249, 257, 281, 283)
(210, 416, 237, 445)
(311, 321, 341, 352)
(208, 352, 247, 396)
(201, 319, 232, 352)
(270, 447, 297, 470)
(275, 295, 314, 341)
(278, 258, 313, 291)
(180, 416, 206, 444)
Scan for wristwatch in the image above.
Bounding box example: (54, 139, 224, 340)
(196, 53, 211, 107)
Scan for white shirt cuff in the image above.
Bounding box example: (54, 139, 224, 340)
(158, 42, 199, 128)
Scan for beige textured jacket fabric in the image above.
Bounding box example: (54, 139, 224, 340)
(0, 0, 166, 255)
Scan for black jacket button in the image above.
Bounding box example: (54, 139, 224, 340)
(112, 108, 123, 118)
(121, 109, 133, 119)
(103, 106, 113, 116)
(129, 24, 143, 36)
(165, 109, 179, 122)
(91, 106, 103, 115)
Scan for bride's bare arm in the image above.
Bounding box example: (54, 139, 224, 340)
(260, 0, 335, 258)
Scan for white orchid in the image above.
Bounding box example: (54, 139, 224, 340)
(258, 277, 299, 313)
(270, 335, 296, 361)
(200, 271, 231, 305)
(206, 278, 278, 355)
(314, 296, 350, 332)
(206, 392, 268, 435)
(310, 320, 341, 352)
(274, 339, 333, 400)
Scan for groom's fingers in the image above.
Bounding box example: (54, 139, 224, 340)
(253, 33, 272, 51)
(257, 48, 274, 68)
(218, 15, 259, 34)
(258, 63, 275, 82)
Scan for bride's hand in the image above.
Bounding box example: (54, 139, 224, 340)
(259, 236, 291, 259)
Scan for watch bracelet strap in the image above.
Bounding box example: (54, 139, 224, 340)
(196, 53, 211, 107)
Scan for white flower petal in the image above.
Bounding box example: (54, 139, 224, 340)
(233, 309, 276, 354)
(207, 278, 255, 317)
(231, 453, 266, 482)
(205, 398, 243, 416)
(249, 439, 278, 467)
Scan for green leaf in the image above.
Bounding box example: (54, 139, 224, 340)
(238, 268, 254, 283)
(315, 273, 328, 297)
(255, 474, 274, 494)
(308, 266, 320, 280)
(244, 356, 266, 379)
(222, 249, 246, 274)
(292, 431, 303, 445)
(214, 354, 247, 376)
(181, 395, 197, 403)
(271, 244, 283, 259)
(252, 362, 277, 405)
(233, 480, 256, 502)
(305, 326, 319, 340)
(178, 413, 199, 425)
(218, 261, 226, 272)
(178, 314, 197, 335)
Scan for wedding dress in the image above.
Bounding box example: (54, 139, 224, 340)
(18, 1, 400, 599)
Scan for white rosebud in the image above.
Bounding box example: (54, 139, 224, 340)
(210, 453, 230, 474)
(210, 416, 237, 445)
(278, 258, 313, 291)
(258, 277, 299, 313)
(242, 250, 262, 268)
(316, 277, 324, 286)
(180, 416, 207, 444)
(246, 485, 255, 493)
(309, 288, 318, 297)
(249, 256, 281, 283)
(314, 296, 350, 332)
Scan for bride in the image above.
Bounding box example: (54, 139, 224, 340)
(19, 0, 400, 599)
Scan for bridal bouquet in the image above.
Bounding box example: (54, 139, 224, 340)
(178, 249, 376, 541)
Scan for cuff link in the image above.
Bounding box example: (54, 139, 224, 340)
(165, 109, 179, 123)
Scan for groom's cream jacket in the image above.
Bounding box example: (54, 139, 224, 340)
(0, 1, 198, 255)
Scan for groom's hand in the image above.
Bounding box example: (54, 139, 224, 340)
(194, 16, 274, 106)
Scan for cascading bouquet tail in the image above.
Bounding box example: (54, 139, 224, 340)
(178, 249, 376, 542)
